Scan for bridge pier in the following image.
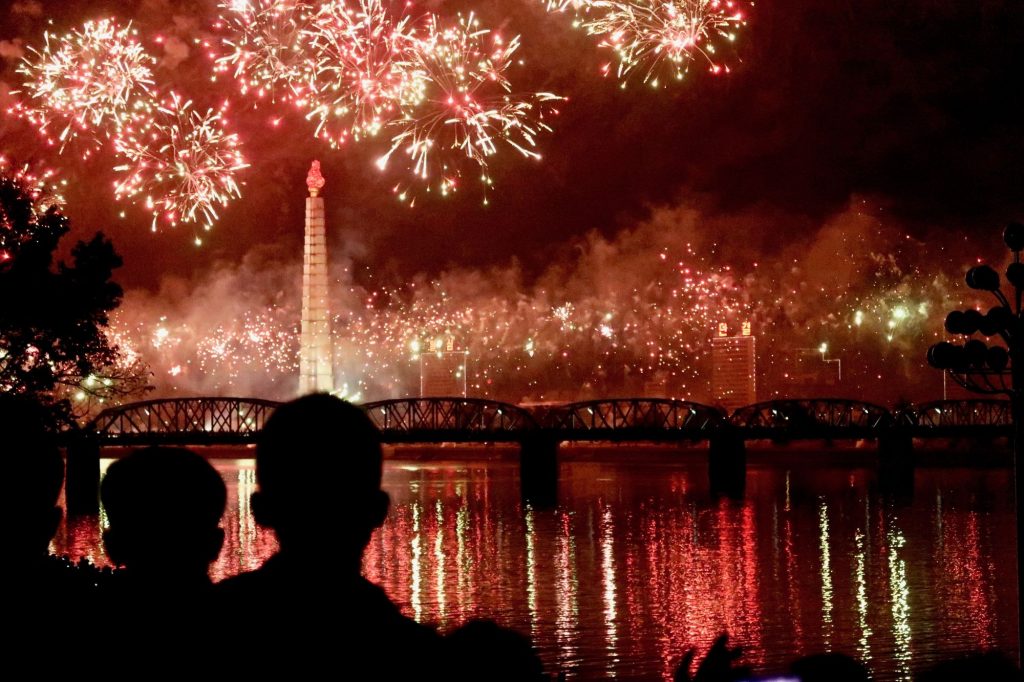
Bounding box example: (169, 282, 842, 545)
(709, 428, 746, 497)
(66, 435, 100, 516)
(878, 430, 915, 497)
(519, 434, 559, 508)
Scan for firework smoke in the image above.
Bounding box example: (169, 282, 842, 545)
(109, 199, 962, 405)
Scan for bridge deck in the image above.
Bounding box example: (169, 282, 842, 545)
(80, 397, 1013, 446)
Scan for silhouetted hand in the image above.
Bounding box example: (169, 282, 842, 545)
(675, 633, 751, 682)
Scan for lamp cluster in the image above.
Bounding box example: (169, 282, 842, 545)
(927, 223, 1024, 392)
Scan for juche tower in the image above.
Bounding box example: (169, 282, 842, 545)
(298, 160, 334, 394)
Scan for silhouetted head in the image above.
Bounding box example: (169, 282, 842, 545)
(444, 620, 547, 681)
(102, 447, 226, 580)
(790, 653, 868, 682)
(252, 394, 387, 564)
(0, 394, 63, 557)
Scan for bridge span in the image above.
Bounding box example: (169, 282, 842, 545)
(81, 395, 1011, 445)
(62, 396, 1012, 513)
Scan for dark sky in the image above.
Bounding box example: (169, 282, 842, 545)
(1, 0, 1022, 290)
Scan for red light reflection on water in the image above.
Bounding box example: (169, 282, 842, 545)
(360, 461, 1018, 680)
(51, 456, 1019, 681)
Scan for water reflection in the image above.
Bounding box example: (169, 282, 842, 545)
(599, 505, 619, 676)
(854, 530, 872, 666)
(819, 499, 833, 646)
(52, 457, 1017, 681)
(888, 522, 912, 679)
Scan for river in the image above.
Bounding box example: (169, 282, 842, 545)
(52, 448, 1018, 680)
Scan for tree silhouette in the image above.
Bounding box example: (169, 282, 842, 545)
(0, 172, 146, 423)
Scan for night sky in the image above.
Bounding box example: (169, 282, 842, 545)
(2, 0, 1024, 403)
(2, 0, 1021, 289)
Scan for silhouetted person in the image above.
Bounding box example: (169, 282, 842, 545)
(2, 395, 91, 663)
(4, 395, 64, 568)
(101, 446, 226, 592)
(790, 652, 868, 682)
(99, 446, 226, 673)
(675, 634, 751, 682)
(217, 394, 441, 676)
(444, 619, 548, 681)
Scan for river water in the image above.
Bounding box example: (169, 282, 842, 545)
(53, 449, 1018, 680)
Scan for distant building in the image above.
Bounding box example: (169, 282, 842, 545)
(779, 348, 842, 395)
(711, 322, 756, 412)
(782, 348, 839, 391)
(642, 374, 670, 398)
(420, 350, 469, 397)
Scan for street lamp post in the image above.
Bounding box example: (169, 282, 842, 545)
(818, 343, 842, 383)
(928, 222, 1024, 660)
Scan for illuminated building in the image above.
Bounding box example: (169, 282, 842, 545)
(420, 337, 469, 396)
(711, 321, 756, 412)
(298, 160, 334, 394)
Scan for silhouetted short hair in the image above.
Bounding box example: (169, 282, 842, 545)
(256, 394, 383, 499)
(0, 394, 63, 508)
(102, 447, 226, 532)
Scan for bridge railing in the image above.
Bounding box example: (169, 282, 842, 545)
(540, 399, 724, 440)
(89, 397, 281, 443)
(361, 397, 538, 442)
(81, 395, 1017, 445)
(730, 399, 894, 438)
(899, 399, 1012, 432)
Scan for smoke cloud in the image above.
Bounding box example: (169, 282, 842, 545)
(110, 196, 968, 405)
(0, 39, 24, 61)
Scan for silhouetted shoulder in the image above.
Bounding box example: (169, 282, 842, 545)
(219, 556, 432, 629)
(217, 558, 441, 675)
(221, 396, 444, 676)
(444, 619, 548, 681)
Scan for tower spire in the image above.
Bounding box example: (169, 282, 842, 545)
(298, 161, 334, 394)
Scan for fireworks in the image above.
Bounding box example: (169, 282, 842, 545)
(110, 307, 300, 394)
(377, 13, 563, 200)
(104, 207, 963, 404)
(7, 0, 748, 220)
(112, 93, 249, 232)
(215, 2, 561, 199)
(542, 0, 747, 86)
(9, 17, 251, 236)
(588, 0, 746, 85)
(542, 0, 598, 12)
(13, 19, 156, 151)
(216, 0, 318, 102)
(0, 155, 66, 208)
(303, 0, 425, 145)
